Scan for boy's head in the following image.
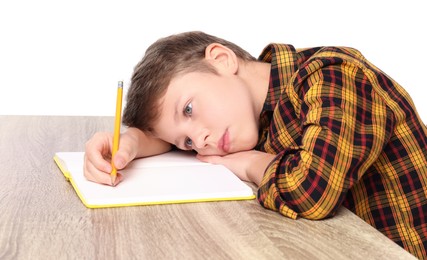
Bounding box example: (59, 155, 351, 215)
(122, 31, 255, 133)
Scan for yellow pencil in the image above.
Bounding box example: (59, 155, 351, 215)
(111, 81, 123, 186)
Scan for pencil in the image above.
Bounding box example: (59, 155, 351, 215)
(111, 81, 123, 186)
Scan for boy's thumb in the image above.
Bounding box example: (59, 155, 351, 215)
(113, 153, 128, 169)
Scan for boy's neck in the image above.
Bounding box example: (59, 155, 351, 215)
(238, 60, 271, 119)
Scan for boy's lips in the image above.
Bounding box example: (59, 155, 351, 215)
(218, 130, 230, 153)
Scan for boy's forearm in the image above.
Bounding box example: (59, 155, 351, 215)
(124, 127, 171, 158)
(247, 152, 276, 186)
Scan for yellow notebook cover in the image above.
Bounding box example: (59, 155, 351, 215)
(53, 151, 255, 208)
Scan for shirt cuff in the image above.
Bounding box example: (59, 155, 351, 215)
(257, 153, 298, 220)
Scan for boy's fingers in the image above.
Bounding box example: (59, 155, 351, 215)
(84, 132, 114, 173)
(84, 159, 123, 186)
(85, 150, 112, 174)
(84, 131, 138, 186)
(84, 159, 113, 185)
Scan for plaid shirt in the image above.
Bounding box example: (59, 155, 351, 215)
(256, 44, 427, 258)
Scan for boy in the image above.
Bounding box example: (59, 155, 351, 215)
(84, 31, 427, 258)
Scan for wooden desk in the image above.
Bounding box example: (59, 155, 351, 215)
(0, 116, 416, 259)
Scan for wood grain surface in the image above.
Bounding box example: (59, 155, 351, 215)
(0, 116, 416, 259)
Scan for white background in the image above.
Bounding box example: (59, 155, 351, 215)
(1, 0, 426, 123)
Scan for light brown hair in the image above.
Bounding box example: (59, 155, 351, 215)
(122, 31, 256, 133)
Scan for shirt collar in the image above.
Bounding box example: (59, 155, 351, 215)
(258, 43, 298, 111)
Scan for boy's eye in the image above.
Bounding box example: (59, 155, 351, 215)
(184, 137, 192, 149)
(184, 102, 192, 116)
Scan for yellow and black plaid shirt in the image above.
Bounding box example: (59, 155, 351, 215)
(256, 44, 427, 258)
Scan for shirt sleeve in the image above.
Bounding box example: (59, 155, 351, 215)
(257, 64, 394, 220)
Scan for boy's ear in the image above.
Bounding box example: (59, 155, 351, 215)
(204, 43, 238, 74)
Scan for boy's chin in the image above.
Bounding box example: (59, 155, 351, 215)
(238, 139, 258, 151)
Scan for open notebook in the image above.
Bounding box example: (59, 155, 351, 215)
(53, 151, 255, 208)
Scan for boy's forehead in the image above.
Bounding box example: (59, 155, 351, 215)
(166, 70, 215, 95)
(150, 95, 174, 137)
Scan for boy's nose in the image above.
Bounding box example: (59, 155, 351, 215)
(191, 129, 209, 149)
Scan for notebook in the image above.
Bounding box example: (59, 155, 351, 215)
(53, 151, 255, 208)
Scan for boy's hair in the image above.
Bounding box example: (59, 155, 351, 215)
(122, 31, 256, 133)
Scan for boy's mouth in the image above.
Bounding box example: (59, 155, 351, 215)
(218, 129, 230, 153)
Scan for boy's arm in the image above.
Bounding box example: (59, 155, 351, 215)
(197, 150, 276, 186)
(84, 127, 171, 185)
(125, 127, 172, 159)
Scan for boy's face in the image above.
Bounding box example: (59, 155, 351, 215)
(152, 70, 260, 156)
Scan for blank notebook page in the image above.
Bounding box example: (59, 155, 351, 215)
(54, 151, 255, 208)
